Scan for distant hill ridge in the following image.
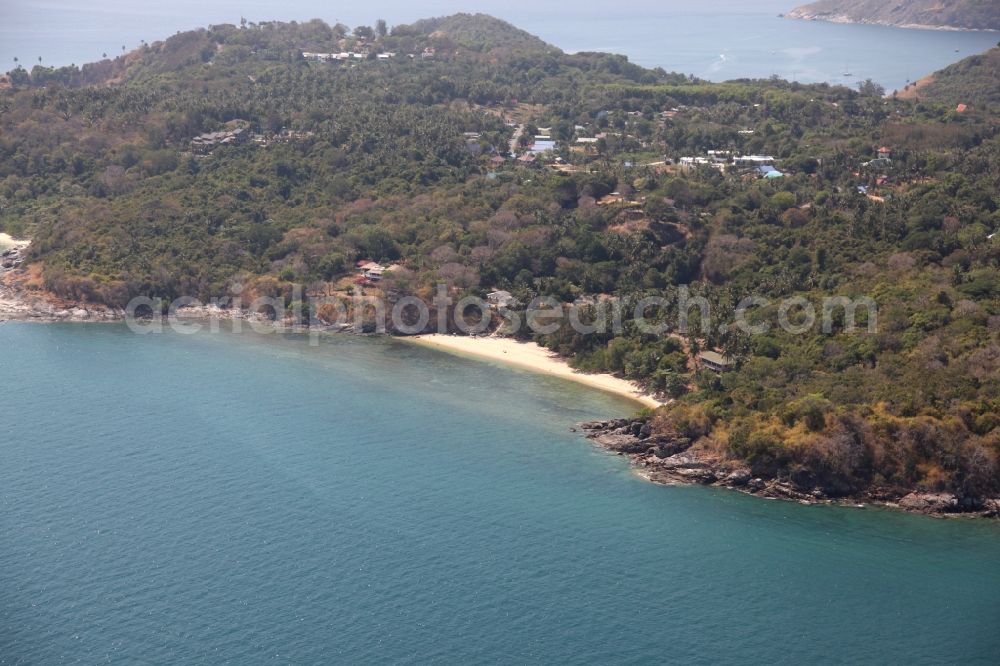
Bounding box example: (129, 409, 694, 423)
(399, 13, 558, 54)
(787, 0, 1000, 31)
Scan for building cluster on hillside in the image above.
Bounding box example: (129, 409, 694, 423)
(677, 151, 782, 178)
(302, 51, 368, 61)
(854, 146, 895, 202)
(190, 122, 319, 154)
(270, 129, 315, 143)
(497, 126, 558, 166)
(302, 47, 434, 63)
(528, 127, 555, 155)
(302, 51, 399, 61)
(190, 126, 249, 154)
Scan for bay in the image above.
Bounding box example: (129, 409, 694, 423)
(1, 322, 999, 664)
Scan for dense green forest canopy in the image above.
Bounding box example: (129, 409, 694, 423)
(1, 17, 999, 504)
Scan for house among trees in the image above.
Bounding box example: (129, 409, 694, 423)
(530, 139, 556, 153)
(863, 156, 892, 170)
(487, 290, 517, 309)
(733, 155, 775, 167)
(698, 351, 733, 372)
(356, 260, 386, 282)
(679, 156, 712, 170)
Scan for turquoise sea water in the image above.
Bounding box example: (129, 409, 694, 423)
(2, 0, 998, 91)
(2, 322, 999, 664)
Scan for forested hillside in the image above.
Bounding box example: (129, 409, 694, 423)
(2, 17, 999, 508)
(909, 46, 1000, 107)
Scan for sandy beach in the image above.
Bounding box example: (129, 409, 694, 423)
(404, 334, 665, 409)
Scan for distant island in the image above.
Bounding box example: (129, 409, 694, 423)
(787, 0, 1000, 31)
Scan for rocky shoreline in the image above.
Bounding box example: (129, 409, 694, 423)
(579, 418, 1000, 518)
(0, 256, 309, 326)
(786, 13, 996, 32)
(0, 268, 356, 331)
(1, 261, 124, 322)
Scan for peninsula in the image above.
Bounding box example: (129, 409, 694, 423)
(787, 0, 1000, 31)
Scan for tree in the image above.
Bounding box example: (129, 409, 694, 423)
(857, 78, 885, 97)
(375, 19, 388, 38)
(354, 25, 375, 40)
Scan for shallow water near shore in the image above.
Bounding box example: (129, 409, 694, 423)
(2, 322, 999, 664)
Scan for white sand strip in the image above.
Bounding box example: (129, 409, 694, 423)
(404, 334, 665, 409)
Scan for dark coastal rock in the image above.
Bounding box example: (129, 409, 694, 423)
(1, 246, 25, 269)
(580, 419, 630, 432)
(982, 499, 1000, 517)
(898, 492, 959, 513)
(657, 452, 711, 470)
(759, 482, 814, 502)
(651, 437, 692, 458)
(592, 433, 650, 454)
(647, 452, 719, 484)
(672, 467, 718, 484)
(724, 469, 752, 487)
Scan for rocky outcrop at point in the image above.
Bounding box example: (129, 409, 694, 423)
(1, 245, 25, 269)
(580, 418, 1000, 518)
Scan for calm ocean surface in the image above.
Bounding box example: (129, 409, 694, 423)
(1, 322, 999, 664)
(2, 0, 998, 90)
